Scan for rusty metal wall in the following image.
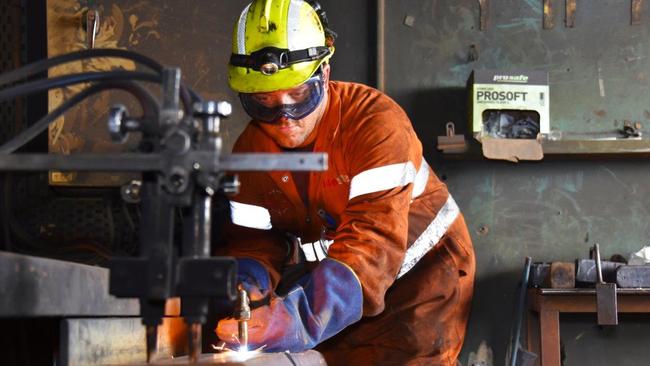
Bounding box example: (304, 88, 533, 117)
(381, 1, 650, 365)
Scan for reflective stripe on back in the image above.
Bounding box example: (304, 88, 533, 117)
(348, 160, 431, 200)
(298, 194, 458, 280)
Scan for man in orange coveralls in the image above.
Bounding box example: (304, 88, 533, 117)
(215, 1, 475, 365)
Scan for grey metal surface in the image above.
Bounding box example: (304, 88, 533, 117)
(0, 152, 327, 172)
(0, 251, 139, 316)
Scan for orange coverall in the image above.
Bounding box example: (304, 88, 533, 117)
(219, 81, 475, 365)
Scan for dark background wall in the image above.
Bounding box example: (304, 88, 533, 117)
(4, 0, 650, 365)
(377, 1, 650, 365)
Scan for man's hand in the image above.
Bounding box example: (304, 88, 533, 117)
(214, 258, 363, 353)
(216, 301, 275, 349)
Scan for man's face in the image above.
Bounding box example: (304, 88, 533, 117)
(251, 64, 330, 149)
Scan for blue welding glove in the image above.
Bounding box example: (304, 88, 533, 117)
(216, 258, 363, 352)
(235, 258, 271, 301)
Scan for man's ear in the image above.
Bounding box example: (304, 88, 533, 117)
(321, 63, 331, 89)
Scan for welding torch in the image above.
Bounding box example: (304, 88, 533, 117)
(236, 284, 251, 350)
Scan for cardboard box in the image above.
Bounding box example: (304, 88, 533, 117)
(469, 70, 550, 162)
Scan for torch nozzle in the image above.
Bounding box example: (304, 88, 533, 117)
(236, 284, 251, 350)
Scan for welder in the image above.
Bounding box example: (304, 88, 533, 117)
(215, 1, 475, 364)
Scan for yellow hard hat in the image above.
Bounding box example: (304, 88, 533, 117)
(228, 0, 336, 93)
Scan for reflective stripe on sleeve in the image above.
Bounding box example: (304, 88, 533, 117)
(349, 162, 417, 200)
(300, 239, 334, 262)
(230, 201, 273, 230)
(411, 160, 430, 199)
(396, 195, 460, 279)
(348, 160, 431, 201)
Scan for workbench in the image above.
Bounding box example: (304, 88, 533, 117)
(526, 288, 650, 366)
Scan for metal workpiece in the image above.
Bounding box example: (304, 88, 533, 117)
(576, 258, 623, 284)
(127, 351, 327, 365)
(0, 251, 138, 317)
(189, 323, 203, 364)
(60, 317, 187, 366)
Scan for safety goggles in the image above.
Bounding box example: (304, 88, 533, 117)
(239, 75, 325, 124)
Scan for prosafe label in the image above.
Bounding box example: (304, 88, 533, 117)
(472, 82, 549, 133)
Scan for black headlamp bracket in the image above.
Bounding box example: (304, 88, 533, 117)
(230, 46, 330, 75)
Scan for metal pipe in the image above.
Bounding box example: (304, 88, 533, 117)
(376, 0, 385, 92)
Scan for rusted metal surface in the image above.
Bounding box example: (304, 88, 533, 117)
(478, 0, 488, 30)
(549, 262, 575, 288)
(543, 0, 554, 29)
(631, 0, 643, 25)
(539, 310, 560, 366)
(565, 0, 576, 27)
(60, 317, 187, 366)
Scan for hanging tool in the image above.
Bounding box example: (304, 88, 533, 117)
(565, 0, 576, 28)
(82, 6, 100, 49)
(595, 244, 618, 325)
(543, 0, 554, 29)
(478, 0, 488, 30)
(506, 257, 537, 366)
(631, 0, 643, 25)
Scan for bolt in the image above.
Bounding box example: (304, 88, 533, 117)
(217, 101, 232, 117)
(170, 174, 184, 188)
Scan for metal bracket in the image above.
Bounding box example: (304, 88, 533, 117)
(566, 0, 576, 28)
(632, 0, 643, 25)
(544, 0, 554, 29)
(478, 0, 488, 30)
